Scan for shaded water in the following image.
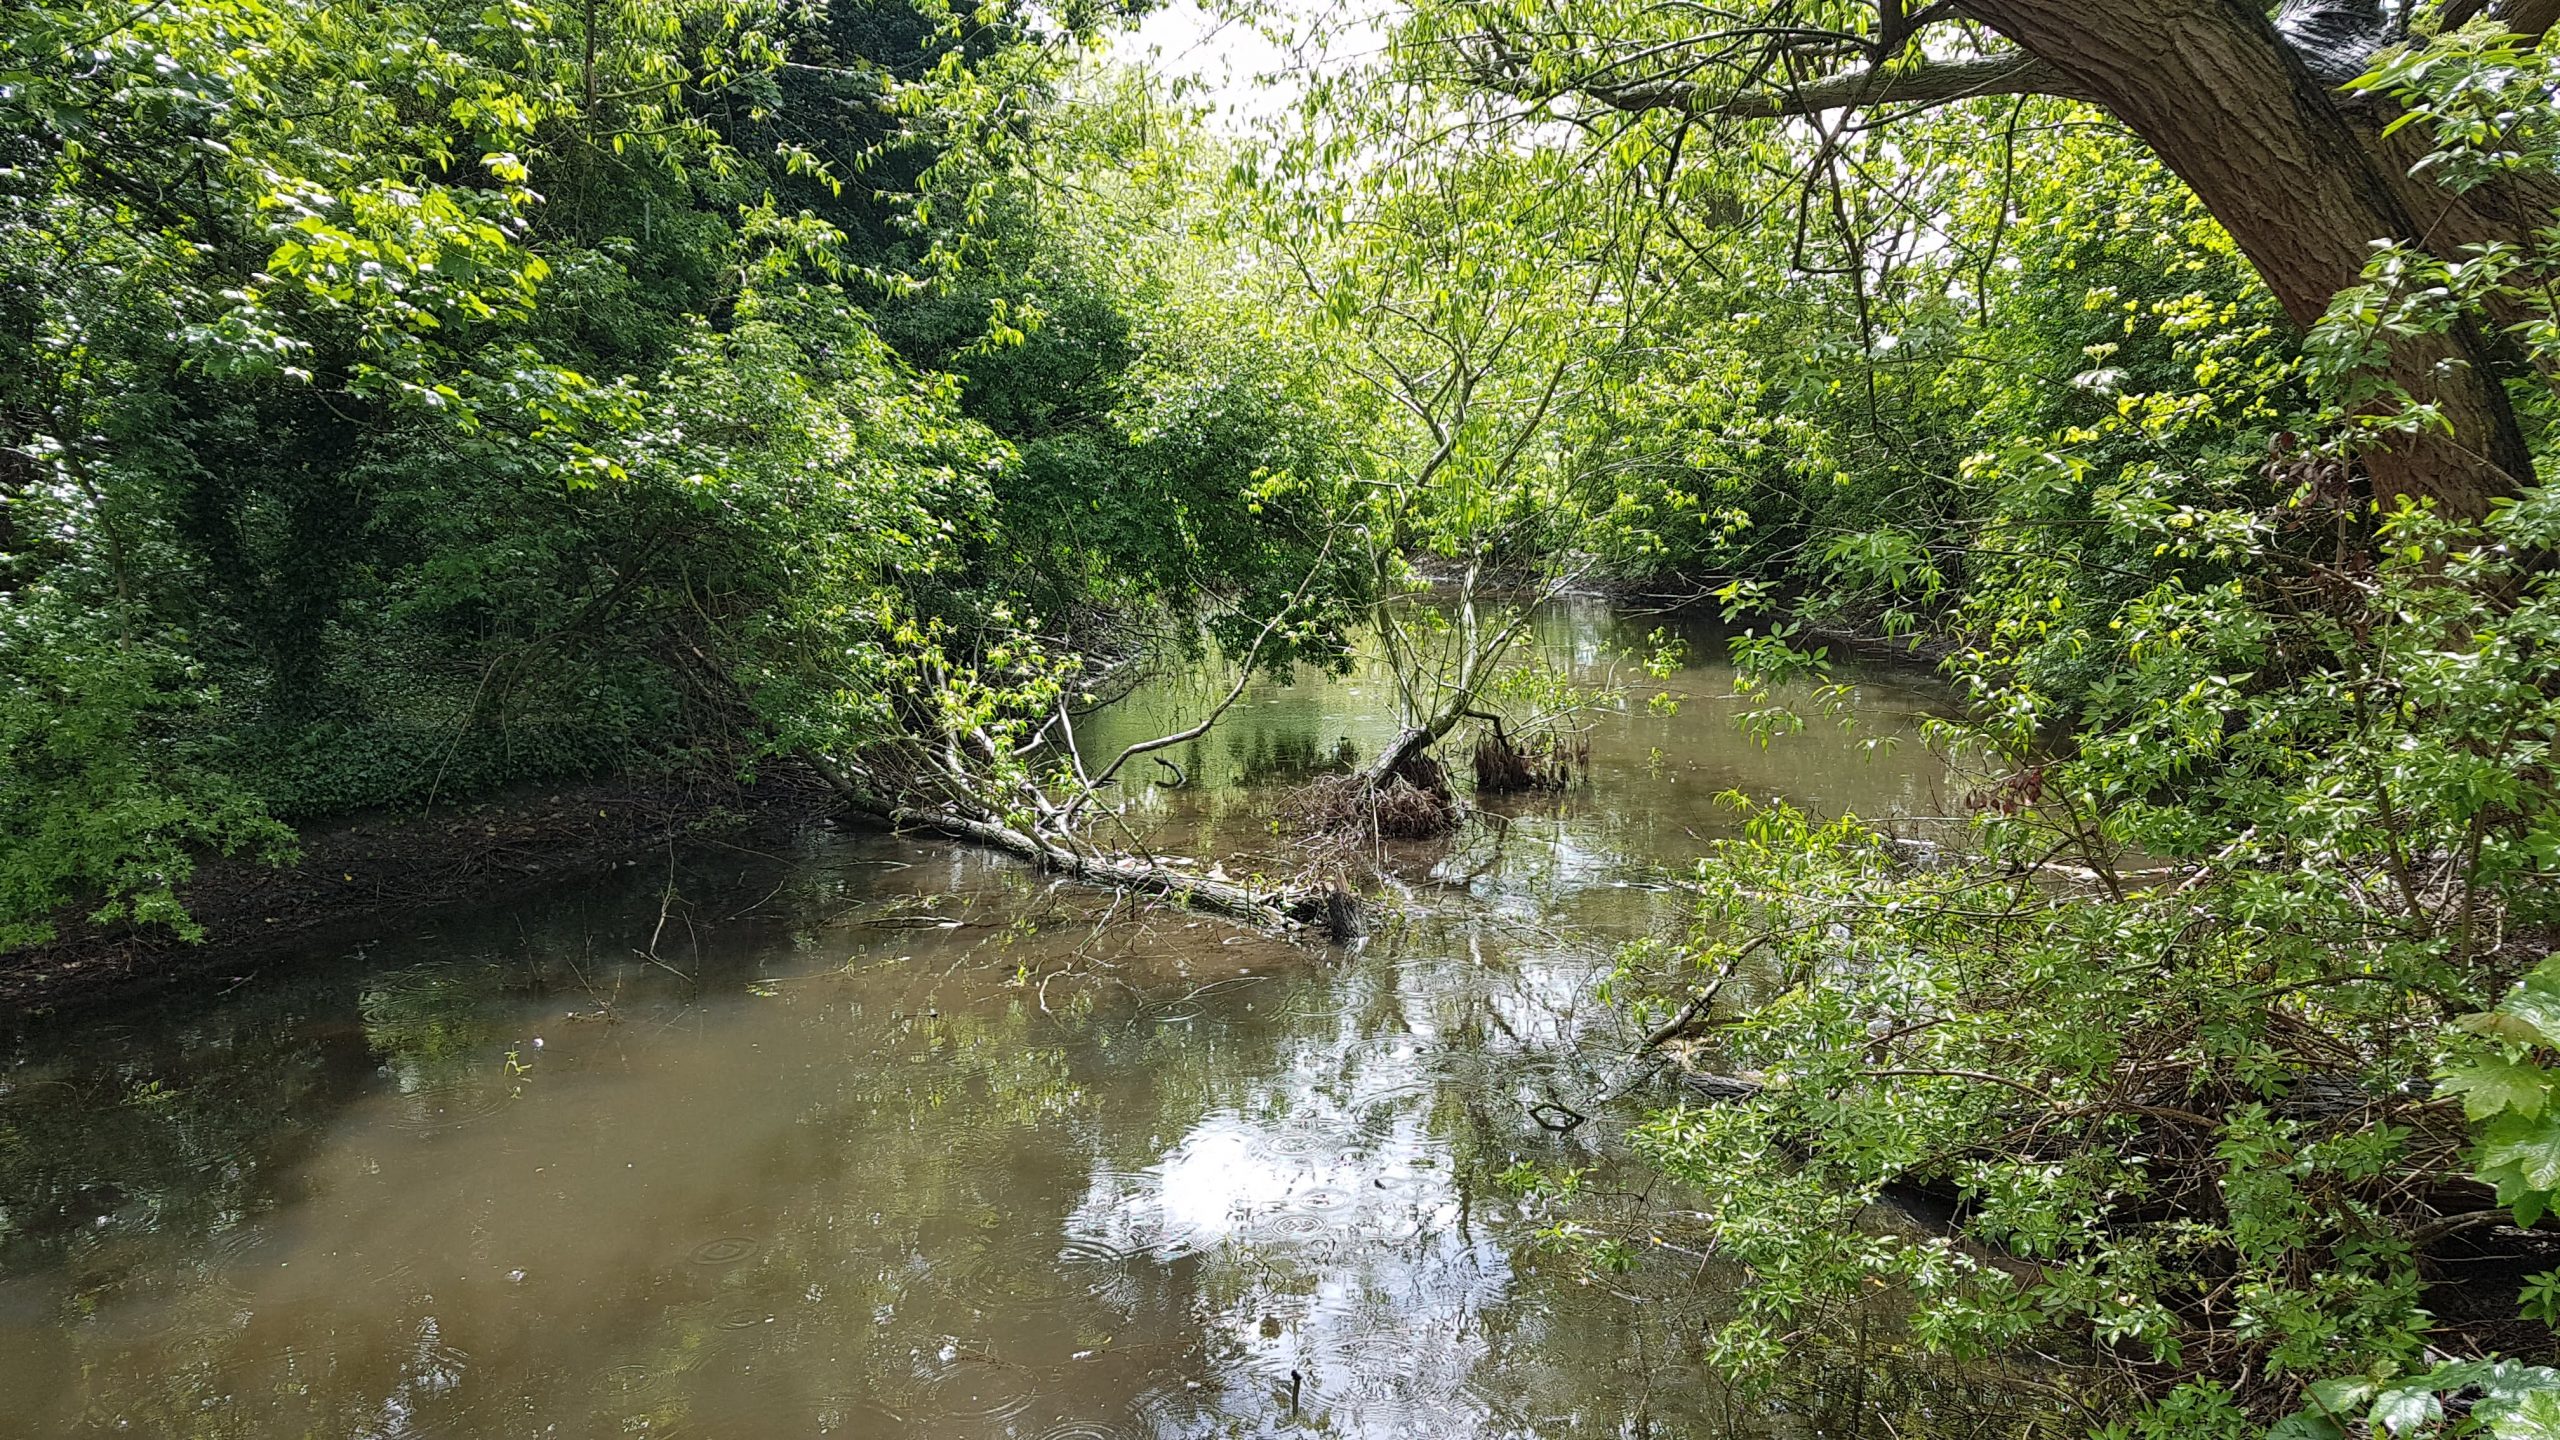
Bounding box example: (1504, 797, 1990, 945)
(0, 600, 2016, 1439)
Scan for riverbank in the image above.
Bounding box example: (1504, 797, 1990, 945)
(0, 766, 842, 1017)
(1, 589, 1938, 1019)
(0, 598, 1986, 1440)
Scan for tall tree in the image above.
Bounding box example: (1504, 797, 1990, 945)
(1437, 0, 2558, 517)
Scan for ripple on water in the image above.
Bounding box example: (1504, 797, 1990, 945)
(644, 1396, 906, 1437)
(87, 1283, 247, 1346)
(1399, 1256, 1503, 1319)
(1349, 1076, 1438, 1114)
(1261, 1125, 1330, 1162)
(927, 1243, 1116, 1315)
(917, 1365, 1041, 1425)
(1256, 1206, 1332, 1241)
(1286, 1361, 1484, 1436)
(205, 1223, 270, 1265)
(86, 1300, 187, 1346)
(1343, 1390, 1486, 1437)
(1294, 1185, 1354, 1213)
(1031, 1416, 1149, 1440)
(688, 1236, 759, 1267)
(1459, 1371, 1542, 1427)
(1050, 1235, 1146, 1313)
(591, 1353, 713, 1412)
(1054, 1234, 1138, 1270)
(1126, 1383, 1207, 1436)
(377, 1082, 513, 1135)
(1252, 1185, 1359, 1245)
(713, 1305, 774, 1331)
(598, 1361, 669, 1398)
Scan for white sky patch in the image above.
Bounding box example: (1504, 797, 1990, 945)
(1105, 0, 1385, 130)
(1107, 3, 1291, 125)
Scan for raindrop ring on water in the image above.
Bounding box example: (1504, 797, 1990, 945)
(689, 1236, 759, 1266)
(1053, 1236, 1138, 1270)
(1032, 1421, 1145, 1440)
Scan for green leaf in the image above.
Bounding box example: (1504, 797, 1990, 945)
(2489, 1389, 2560, 1440)
(2442, 1055, 2555, 1121)
(2462, 1009, 2557, 1048)
(2480, 1113, 2560, 1194)
(2370, 1385, 2443, 1435)
(2306, 1376, 2380, 1414)
(2500, 976, 2560, 1049)
(2470, 1360, 2560, 1436)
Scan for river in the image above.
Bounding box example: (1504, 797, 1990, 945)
(0, 598, 2029, 1438)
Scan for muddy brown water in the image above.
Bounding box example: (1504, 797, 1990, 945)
(0, 600, 2029, 1438)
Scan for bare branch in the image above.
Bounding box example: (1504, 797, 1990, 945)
(1457, 9, 2090, 122)
(1582, 50, 2092, 119)
(1065, 534, 1340, 824)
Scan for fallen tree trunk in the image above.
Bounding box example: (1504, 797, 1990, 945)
(881, 803, 1358, 939)
(809, 756, 1362, 941)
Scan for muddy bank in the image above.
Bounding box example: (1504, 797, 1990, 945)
(0, 766, 842, 1017)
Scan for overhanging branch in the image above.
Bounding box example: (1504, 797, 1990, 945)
(1713, 50, 2091, 117)
(2438, 0, 2560, 39)
(1477, 43, 2091, 121)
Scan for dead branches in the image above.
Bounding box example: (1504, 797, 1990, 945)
(1470, 710, 1589, 795)
(1283, 747, 1462, 843)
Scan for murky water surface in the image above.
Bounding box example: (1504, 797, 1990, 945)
(0, 601, 2004, 1438)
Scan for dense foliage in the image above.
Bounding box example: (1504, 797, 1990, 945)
(1538, 22, 2560, 1440)
(0, 0, 1353, 945)
(12, 0, 2560, 1432)
(1146, 0, 2560, 1432)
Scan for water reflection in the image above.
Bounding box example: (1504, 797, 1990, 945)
(1070, 596, 1957, 882)
(0, 602, 2047, 1439)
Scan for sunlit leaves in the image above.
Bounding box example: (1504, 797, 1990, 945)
(0, 596, 294, 948)
(2442, 1054, 2556, 1121)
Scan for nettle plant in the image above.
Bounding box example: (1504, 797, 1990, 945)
(1608, 37, 2560, 1440)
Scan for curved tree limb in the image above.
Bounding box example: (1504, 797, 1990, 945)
(1062, 530, 1339, 827)
(1469, 31, 2091, 121)
(2437, 0, 2560, 38)
(1697, 51, 2091, 119)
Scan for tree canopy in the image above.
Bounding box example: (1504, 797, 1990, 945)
(8, 0, 2560, 1431)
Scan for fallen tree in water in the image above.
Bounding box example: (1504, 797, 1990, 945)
(840, 789, 1359, 939)
(795, 572, 1366, 943)
(1283, 555, 1601, 847)
(1283, 750, 1461, 842)
(807, 737, 1364, 940)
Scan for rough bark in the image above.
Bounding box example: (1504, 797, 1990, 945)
(2443, 0, 2560, 36)
(1958, 0, 2533, 519)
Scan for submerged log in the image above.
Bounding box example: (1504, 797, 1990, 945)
(882, 803, 1357, 939)
(804, 754, 1361, 941)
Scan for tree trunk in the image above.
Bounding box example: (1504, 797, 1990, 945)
(804, 753, 1362, 939)
(1965, 0, 2535, 519)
